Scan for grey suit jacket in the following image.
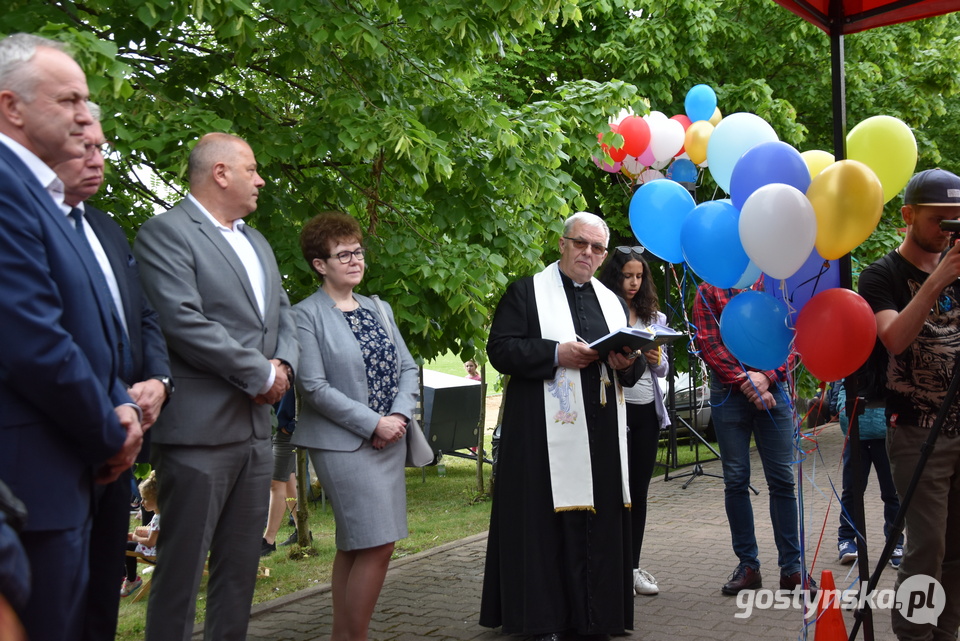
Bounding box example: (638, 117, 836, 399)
(292, 288, 418, 452)
(133, 197, 300, 446)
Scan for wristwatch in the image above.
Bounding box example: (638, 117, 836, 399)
(150, 375, 175, 401)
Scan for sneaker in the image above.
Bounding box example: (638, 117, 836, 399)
(260, 538, 276, 557)
(279, 530, 299, 547)
(838, 540, 858, 565)
(633, 568, 659, 596)
(120, 577, 142, 597)
(287, 513, 295, 528)
(890, 544, 904, 568)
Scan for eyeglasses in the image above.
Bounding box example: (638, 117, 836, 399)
(329, 248, 365, 264)
(616, 245, 645, 255)
(563, 236, 607, 255)
(83, 141, 111, 158)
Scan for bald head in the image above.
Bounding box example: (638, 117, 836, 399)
(188, 133, 247, 186)
(188, 133, 265, 227)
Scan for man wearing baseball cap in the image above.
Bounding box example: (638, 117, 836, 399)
(859, 168, 960, 640)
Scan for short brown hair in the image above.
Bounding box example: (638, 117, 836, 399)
(300, 212, 363, 281)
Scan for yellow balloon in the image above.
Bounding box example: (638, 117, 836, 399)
(709, 107, 722, 126)
(846, 115, 918, 204)
(684, 121, 714, 165)
(800, 150, 835, 179)
(807, 159, 884, 260)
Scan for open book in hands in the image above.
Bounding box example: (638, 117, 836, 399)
(588, 323, 683, 358)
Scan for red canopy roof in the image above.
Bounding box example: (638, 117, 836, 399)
(773, 0, 960, 34)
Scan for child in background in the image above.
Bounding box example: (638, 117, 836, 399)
(122, 471, 160, 597)
(464, 359, 481, 381)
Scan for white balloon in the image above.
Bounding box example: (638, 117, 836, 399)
(638, 168, 665, 184)
(622, 155, 644, 175)
(739, 183, 816, 280)
(610, 107, 635, 126)
(651, 118, 686, 163)
(644, 110, 669, 125)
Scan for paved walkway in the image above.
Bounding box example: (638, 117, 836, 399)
(198, 422, 903, 640)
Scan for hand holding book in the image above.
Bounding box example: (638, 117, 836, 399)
(587, 323, 683, 358)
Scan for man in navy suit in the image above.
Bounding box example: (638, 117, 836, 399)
(0, 34, 143, 641)
(54, 105, 173, 641)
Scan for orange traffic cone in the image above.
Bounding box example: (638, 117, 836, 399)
(815, 569, 848, 641)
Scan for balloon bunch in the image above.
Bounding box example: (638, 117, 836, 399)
(599, 87, 920, 381)
(594, 84, 720, 186)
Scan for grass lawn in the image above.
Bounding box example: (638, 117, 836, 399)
(114, 352, 715, 639)
(116, 449, 494, 641)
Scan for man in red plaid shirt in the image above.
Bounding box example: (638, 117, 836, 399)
(692, 282, 810, 597)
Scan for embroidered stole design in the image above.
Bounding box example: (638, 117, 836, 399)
(533, 262, 631, 512)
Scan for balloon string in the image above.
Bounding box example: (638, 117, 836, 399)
(788, 260, 831, 304)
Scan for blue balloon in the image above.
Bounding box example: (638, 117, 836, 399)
(629, 180, 696, 264)
(681, 200, 750, 288)
(730, 141, 811, 211)
(719, 290, 793, 370)
(670, 158, 698, 183)
(685, 84, 717, 123)
(764, 247, 840, 323)
(706, 113, 779, 194)
(733, 261, 762, 289)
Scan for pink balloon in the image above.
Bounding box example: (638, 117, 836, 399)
(592, 156, 622, 173)
(638, 146, 656, 167)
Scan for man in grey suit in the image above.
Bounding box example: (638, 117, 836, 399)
(134, 132, 299, 640)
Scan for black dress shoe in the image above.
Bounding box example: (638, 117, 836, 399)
(259, 538, 276, 557)
(721, 564, 762, 595)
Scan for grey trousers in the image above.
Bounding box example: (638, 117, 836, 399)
(145, 436, 272, 641)
(888, 423, 960, 641)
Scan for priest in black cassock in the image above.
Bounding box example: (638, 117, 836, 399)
(480, 212, 645, 641)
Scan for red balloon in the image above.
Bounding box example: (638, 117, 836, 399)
(671, 114, 693, 156)
(618, 116, 651, 157)
(598, 124, 628, 163)
(795, 288, 877, 382)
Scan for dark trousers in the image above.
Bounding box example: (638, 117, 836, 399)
(627, 401, 660, 567)
(838, 436, 902, 545)
(81, 469, 131, 641)
(21, 522, 91, 641)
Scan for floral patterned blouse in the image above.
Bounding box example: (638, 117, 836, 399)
(342, 307, 399, 415)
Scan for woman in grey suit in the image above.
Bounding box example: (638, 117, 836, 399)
(292, 212, 419, 641)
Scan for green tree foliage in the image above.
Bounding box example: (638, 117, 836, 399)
(4, 0, 960, 367)
(2, 0, 641, 362)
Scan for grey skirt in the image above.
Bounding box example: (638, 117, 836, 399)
(308, 439, 408, 551)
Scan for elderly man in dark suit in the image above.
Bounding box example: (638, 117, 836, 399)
(53, 105, 173, 641)
(0, 34, 143, 641)
(134, 132, 299, 640)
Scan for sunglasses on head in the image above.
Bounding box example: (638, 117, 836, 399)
(615, 246, 645, 255)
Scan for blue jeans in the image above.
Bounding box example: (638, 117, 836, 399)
(710, 377, 801, 576)
(838, 437, 903, 546)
